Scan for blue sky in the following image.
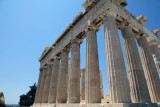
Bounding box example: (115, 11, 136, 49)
(0, 0, 160, 104)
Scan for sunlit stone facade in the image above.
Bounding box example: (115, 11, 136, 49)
(32, 0, 160, 107)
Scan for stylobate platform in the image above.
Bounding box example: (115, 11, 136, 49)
(32, 103, 159, 107)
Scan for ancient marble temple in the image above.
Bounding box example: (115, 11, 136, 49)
(32, 0, 160, 107)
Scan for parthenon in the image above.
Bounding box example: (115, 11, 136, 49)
(32, 0, 160, 107)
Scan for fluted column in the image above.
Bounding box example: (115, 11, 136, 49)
(68, 40, 81, 103)
(67, 60, 71, 103)
(121, 26, 151, 103)
(34, 70, 43, 103)
(56, 50, 69, 103)
(81, 69, 85, 100)
(137, 36, 160, 103)
(150, 44, 160, 78)
(48, 57, 60, 103)
(99, 70, 104, 99)
(42, 63, 53, 103)
(38, 68, 47, 103)
(85, 26, 101, 103)
(103, 15, 131, 103)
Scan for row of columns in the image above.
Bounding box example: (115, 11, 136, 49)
(104, 15, 160, 103)
(137, 37, 160, 103)
(34, 15, 160, 104)
(121, 25, 151, 103)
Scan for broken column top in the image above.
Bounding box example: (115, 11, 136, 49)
(137, 15, 149, 24)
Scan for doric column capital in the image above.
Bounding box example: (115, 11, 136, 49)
(53, 56, 61, 60)
(100, 12, 117, 19)
(48, 61, 54, 65)
(40, 66, 48, 71)
(85, 24, 100, 32)
(135, 31, 147, 40)
(47, 59, 54, 65)
(71, 38, 83, 45)
(61, 47, 71, 53)
(118, 21, 131, 30)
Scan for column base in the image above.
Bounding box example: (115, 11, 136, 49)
(31, 103, 159, 107)
(103, 103, 159, 107)
(32, 103, 56, 107)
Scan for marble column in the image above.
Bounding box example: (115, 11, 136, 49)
(48, 57, 60, 103)
(42, 63, 53, 103)
(137, 36, 160, 103)
(68, 40, 80, 103)
(34, 70, 43, 103)
(67, 60, 71, 103)
(56, 50, 69, 103)
(85, 26, 101, 103)
(38, 68, 47, 103)
(99, 70, 104, 99)
(150, 44, 160, 78)
(103, 15, 131, 103)
(81, 69, 85, 101)
(121, 26, 151, 103)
